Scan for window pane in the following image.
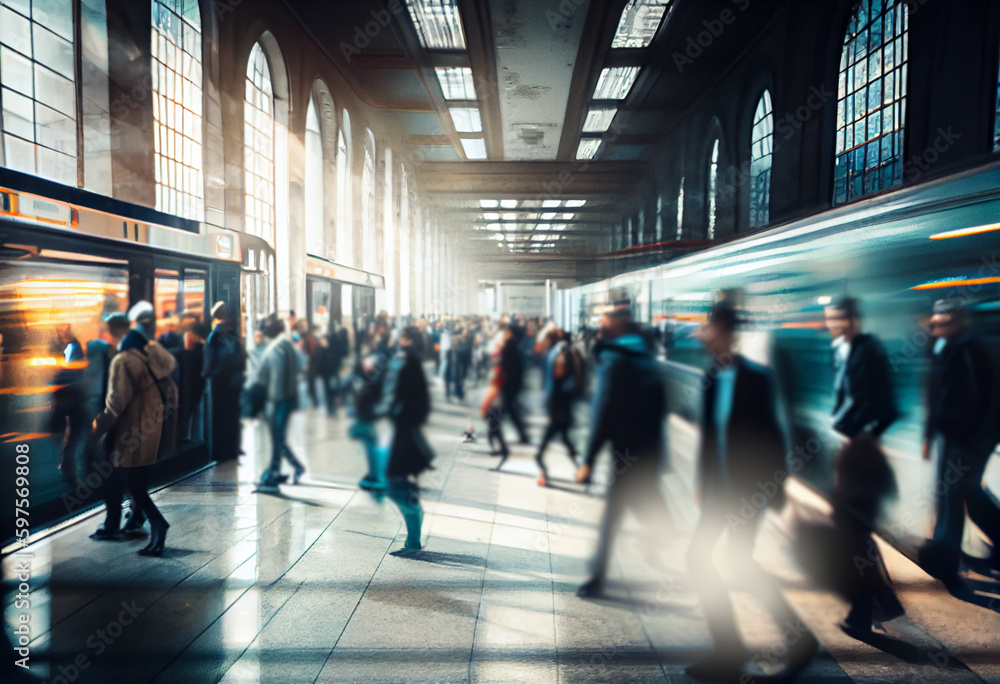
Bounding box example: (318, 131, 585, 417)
(611, 0, 672, 48)
(32, 0, 74, 41)
(34, 63, 75, 117)
(2, 87, 34, 139)
(33, 24, 74, 79)
(1, 46, 34, 96)
(0, 6, 32, 55)
(34, 101, 75, 154)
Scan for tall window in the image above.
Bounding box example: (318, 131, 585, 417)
(152, 0, 204, 220)
(834, 0, 908, 205)
(304, 95, 324, 255)
(244, 42, 275, 243)
(994, 48, 1000, 152)
(399, 165, 411, 315)
(362, 131, 376, 273)
(749, 90, 773, 229)
(336, 111, 352, 265)
(0, 0, 77, 185)
(706, 139, 719, 240)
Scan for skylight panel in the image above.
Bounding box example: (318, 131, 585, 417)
(435, 67, 477, 100)
(542, 200, 561, 208)
(611, 0, 671, 49)
(450, 107, 482, 133)
(405, 0, 467, 50)
(594, 67, 640, 100)
(577, 139, 602, 160)
(583, 107, 618, 133)
(461, 137, 487, 159)
(565, 200, 586, 208)
(500, 199, 518, 209)
(480, 199, 499, 209)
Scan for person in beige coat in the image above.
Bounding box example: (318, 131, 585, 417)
(92, 301, 177, 557)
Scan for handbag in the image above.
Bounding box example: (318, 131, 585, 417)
(240, 382, 267, 418)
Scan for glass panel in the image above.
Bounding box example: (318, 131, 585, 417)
(244, 42, 276, 244)
(576, 138, 601, 160)
(593, 67, 640, 100)
(405, 0, 466, 50)
(33, 24, 74, 79)
(449, 106, 482, 133)
(611, 0, 672, 48)
(1, 46, 34, 96)
(434, 67, 476, 100)
(2, 87, 34, 139)
(460, 138, 486, 159)
(582, 106, 618, 133)
(32, 0, 73, 41)
(0, 5, 32, 55)
(34, 101, 75, 155)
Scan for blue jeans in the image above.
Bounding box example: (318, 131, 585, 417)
(263, 400, 302, 482)
(352, 420, 387, 489)
(388, 476, 423, 549)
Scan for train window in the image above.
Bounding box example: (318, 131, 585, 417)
(154, 269, 181, 343)
(182, 270, 206, 322)
(834, 0, 908, 204)
(0, 0, 78, 186)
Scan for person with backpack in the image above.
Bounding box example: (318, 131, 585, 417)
(534, 326, 582, 487)
(378, 325, 434, 553)
(203, 302, 245, 462)
(252, 315, 307, 491)
(90, 301, 178, 557)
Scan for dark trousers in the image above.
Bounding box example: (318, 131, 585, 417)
(535, 419, 576, 479)
(486, 404, 509, 459)
(325, 370, 344, 415)
(263, 400, 303, 481)
(591, 464, 671, 583)
(125, 466, 168, 531)
(932, 439, 1000, 571)
(687, 503, 798, 653)
(211, 376, 242, 461)
(502, 389, 529, 442)
(836, 500, 903, 626)
(102, 466, 129, 532)
(447, 357, 467, 400)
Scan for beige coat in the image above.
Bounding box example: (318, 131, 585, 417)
(98, 341, 177, 468)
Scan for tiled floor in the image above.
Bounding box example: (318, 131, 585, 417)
(4, 374, 1000, 683)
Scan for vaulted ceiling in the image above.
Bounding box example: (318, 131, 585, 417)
(283, 0, 781, 273)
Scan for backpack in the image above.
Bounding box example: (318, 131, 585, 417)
(557, 344, 586, 399)
(212, 329, 246, 378)
(136, 353, 181, 462)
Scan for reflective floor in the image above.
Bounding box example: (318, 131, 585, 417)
(4, 375, 1000, 683)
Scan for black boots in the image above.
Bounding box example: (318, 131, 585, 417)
(138, 522, 168, 557)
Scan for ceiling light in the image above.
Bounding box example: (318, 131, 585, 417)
(562, 213, 575, 221)
(565, 200, 586, 208)
(436, 67, 477, 100)
(583, 107, 618, 133)
(611, 0, 671, 49)
(460, 138, 487, 159)
(483, 212, 500, 220)
(500, 199, 518, 209)
(535, 224, 551, 231)
(479, 199, 499, 209)
(532, 234, 549, 242)
(541, 212, 557, 220)
(405, 0, 467, 49)
(576, 139, 602, 160)
(542, 200, 561, 208)
(594, 67, 640, 100)
(502, 213, 516, 221)
(450, 107, 482, 133)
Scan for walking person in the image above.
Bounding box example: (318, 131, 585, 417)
(535, 326, 582, 487)
(90, 302, 177, 557)
(252, 315, 306, 490)
(685, 301, 816, 682)
(920, 298, 1000, 588)
(203, 302, 245, 462)
(351, 317, 394, 491)
(822, 297, 905, 637)
(575, 302, 671, 597)
(482, 327, 510, 468)
(322, 320, 349, 416)
(501, 323, 530, 444)
(379, 325, 434, 553)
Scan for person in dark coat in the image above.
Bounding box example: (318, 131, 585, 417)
(575, 303, 671, 597)
(351, 317, 394, 491)
(920, 298, 1000, 587)
(535, 326, 581, 487)
(500, 323, 530, 444)
(823, 297, 904, 636)
(203, 302, 245, 462)
(685, 301, 816, 683)
(379, 325, 434, 553)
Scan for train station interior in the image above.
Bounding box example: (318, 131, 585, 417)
(3, 0, 1000, 682)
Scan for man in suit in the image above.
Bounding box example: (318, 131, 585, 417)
(686, 301, 816, 683)
(921, 298, 999, 587)
(823, 297, 904, 637)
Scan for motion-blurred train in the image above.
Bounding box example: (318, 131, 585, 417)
(570, 162, 1000, 556)
(0, 168, 276, 546)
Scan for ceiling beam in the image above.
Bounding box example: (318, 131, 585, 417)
(415, 160, 646, 197)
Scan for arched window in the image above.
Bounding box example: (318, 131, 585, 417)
(706, 139, 720, 240)
(304, 94, 324, 255)
(749, 90, 773, 229)
(244, 42, 275, 243)
(336, 110, 353, 265)
(0, 0, 77, 185)
(152, 0, 203, 220)
(834, 0, 908, 204)
(362, 129, 376, 273)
